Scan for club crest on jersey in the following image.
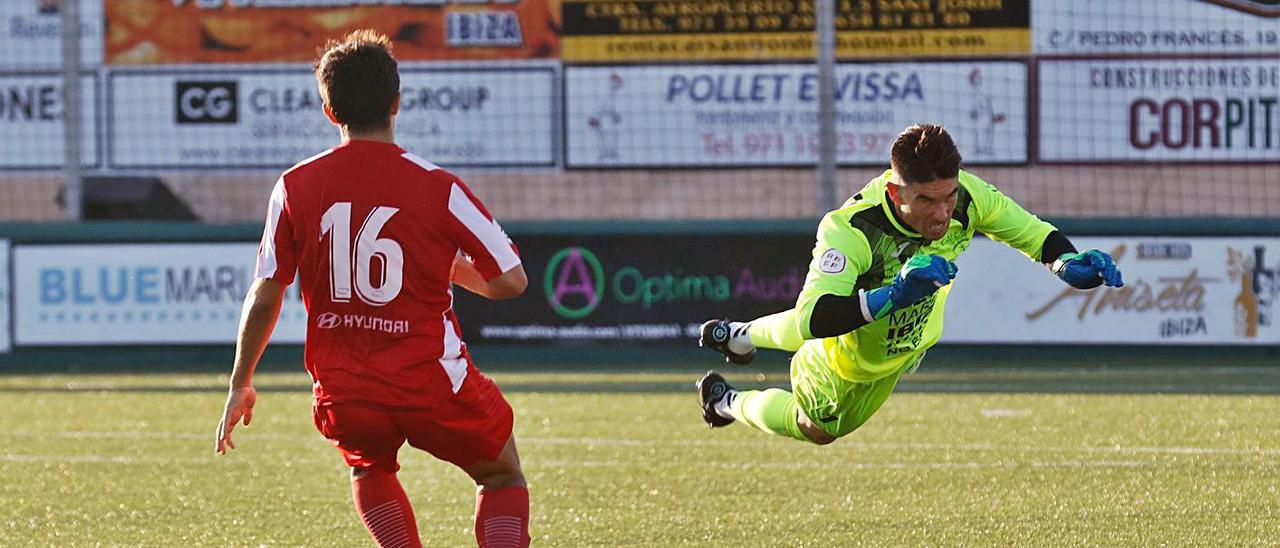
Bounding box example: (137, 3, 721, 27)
(820, 249, 847, 274)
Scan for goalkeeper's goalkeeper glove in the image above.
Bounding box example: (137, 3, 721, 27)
(1052, 249, 1124, 290)
(860, 254, 958, 322)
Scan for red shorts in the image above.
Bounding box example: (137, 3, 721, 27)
(311, 366, 513, 473)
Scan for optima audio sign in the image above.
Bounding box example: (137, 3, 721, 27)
(453, 234, 812, 344)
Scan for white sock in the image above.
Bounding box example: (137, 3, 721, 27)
(713, 390, 738, 419)
(726, 322, 754, 355)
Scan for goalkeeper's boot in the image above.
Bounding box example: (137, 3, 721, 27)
(696, 371, 736, 428)
(699, 319, 755, 365)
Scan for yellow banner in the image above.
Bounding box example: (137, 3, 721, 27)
(560, 0, 1031, 61)
(564, 28, 1029, 62)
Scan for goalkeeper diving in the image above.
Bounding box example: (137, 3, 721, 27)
(696, 124, 1124, 444)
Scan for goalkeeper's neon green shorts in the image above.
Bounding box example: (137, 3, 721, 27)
(790, 340, 922, 439)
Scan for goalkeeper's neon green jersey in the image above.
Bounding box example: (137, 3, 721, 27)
(795, 169, 1057, 382)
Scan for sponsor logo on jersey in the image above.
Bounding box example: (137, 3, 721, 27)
(316, 312, 341, 329)
(310, 312, 410, 334)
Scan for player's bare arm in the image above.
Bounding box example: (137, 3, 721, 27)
(215, 277, 286, 455)
(452, 254, 528, 300)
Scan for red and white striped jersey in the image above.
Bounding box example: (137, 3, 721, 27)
(256, 139, 520, 408)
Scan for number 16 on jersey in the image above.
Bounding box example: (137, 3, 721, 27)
(320, 202, 404, 306)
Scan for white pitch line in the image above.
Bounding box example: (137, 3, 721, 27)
(848, 441, 1280, 457)
(519, 437, 1280, 457)
(528, 460, 625, 468)
(980, 408, 1030, 417)
(5, 432, 1277, 459)
(3, 452, 1276, 471)
(537, 459, 1246, 471)
(12, 431, 208, 440)
(0, 454, 215, 465)
(901, 383, 1277, 393)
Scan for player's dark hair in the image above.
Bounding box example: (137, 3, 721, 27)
(314, 29, 399, 133)
(890, 124, 962, 184)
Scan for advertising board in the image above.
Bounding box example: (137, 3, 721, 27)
(105, 0, 558, 64)
(0, 0, 103, 69)
(1034, 0, 1280, 55)
(562, 0, 1029, 61)
(108, 67, 557, 169)
(453, 233, 813, 344)
(566, 62, 1027, 167)
(1038, 58, 1280, 163)
(13, 243, 308, 345)
(0, 73, 99, 169)
(944, 237, 1280, 345)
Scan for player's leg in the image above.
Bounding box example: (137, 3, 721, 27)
(696, 339, 829, 443)
(699, 341, 910, 444)
(350, 467, 422, 548)
(462, 436, 530, 548)
(700, 308, 804, 364)
(790, 351, 914, 440)
(746, 309, 805, 352)
(697, 369, 832, 444)
(401, 363, 528, 548)
(313, 403, 421, 548)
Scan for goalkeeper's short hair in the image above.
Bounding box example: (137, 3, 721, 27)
(891, 124, 962, 183)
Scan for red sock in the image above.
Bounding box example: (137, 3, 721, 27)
(352, 469, 421, 548)
(474, 485, 529, 548)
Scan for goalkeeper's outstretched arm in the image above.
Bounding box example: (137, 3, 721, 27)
(966, 173, 1123, 290)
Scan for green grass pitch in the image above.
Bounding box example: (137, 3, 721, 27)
(2, 365, 1278, 546)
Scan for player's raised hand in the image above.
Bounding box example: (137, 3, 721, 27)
(890, 254, 958, 308)
(1054, 250, 1124, 290)
(215, 386, 257, 455)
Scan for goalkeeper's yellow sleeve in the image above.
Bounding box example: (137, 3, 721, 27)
(962, 171, 1058, 262)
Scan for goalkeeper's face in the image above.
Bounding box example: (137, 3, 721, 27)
(890, 176, 959, 241)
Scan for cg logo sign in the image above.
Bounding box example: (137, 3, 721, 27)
(544, 247, 605, 319)
(175, 81, 238, 124)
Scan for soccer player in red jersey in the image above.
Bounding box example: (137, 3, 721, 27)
(214, 30, 531, 548)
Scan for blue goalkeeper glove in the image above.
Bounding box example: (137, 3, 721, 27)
(860, 254, 958, 321)
(1053, 249, 1124, 290)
